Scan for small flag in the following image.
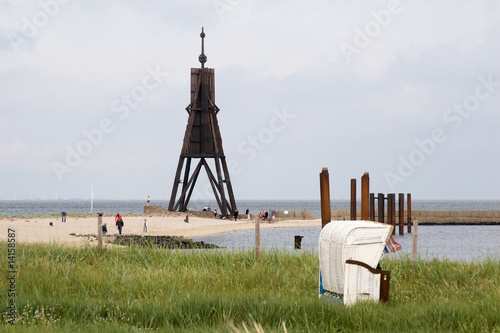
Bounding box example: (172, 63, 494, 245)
(384, 235, 402, 253)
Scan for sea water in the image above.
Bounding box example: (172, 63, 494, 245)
(1, 199, 498, 262)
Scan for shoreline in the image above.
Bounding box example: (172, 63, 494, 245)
(0, 214, 322, 245)
(2, 212, 499, 246)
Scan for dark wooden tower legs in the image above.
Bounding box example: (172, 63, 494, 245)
(168, 156, 236, 216)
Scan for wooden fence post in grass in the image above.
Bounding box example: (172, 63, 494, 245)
(412, 220, 418, 269)
(255, 217, 260, 259)
(97, 213, 103, 251)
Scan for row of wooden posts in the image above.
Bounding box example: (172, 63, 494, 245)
(321, 169, 412, 235)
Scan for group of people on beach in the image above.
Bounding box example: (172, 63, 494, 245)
(259, 211, 276, 222)
(204, 207, 275, 222)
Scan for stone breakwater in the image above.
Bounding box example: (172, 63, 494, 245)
(331, 210, 500, 224)
(111, 235, 219, 249)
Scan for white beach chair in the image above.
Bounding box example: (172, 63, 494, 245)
(318, 220, 393, 305)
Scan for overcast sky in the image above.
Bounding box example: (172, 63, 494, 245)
(1, 0, 499, 202)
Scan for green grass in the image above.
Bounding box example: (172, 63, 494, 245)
(1, 243, 499, 332)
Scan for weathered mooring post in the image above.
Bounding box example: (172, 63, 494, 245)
(407, 193, 412, 233)
(361, 172, 369, 220)
(320, 168, 331, 228)
(350, 178, 356, 220)
(377, 193, 385, 223)
(398, 193, 404, 235)
(388, 193, 396, 235)
(369, 193, 376, 221)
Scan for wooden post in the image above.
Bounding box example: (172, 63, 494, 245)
(412, 220, 418, 269)
(407, 193, 412, 233)
(387, 194, 392, 228)
(398, 193, 404, 235)
(255, 217, 260, 259)
(294, 236, 303, 249)
(320, 168, 331, 228)
(350, 178, 356, 220)
(361, 172, 369, 220)
(369, 193, 375, 221)
(388, 194, 396, 235)
(97, 213, 103, 251)
(377, 193, 385, 223)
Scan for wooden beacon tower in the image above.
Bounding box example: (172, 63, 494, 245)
(168, 28, 237, 216)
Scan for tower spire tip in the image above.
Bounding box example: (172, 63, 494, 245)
(199, 27, 207, 67)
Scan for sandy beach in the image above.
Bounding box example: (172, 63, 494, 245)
(0, 214, 321, 246)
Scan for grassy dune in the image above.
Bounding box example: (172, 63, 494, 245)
(1, 243, 499, 332)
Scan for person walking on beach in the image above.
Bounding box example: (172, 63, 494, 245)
(246, 209, 250, 219)
(147, 195, 150, 205)
(102, 223, 107, 235)
(213, 209, 217, 218)
(233, 209, 239, 221)
(61, 211, 67, 222)
(115, 214, 124, 235)
(143, 219, 148, 232)
(116, 218, 124, 235)
(271, 214, 275, 223)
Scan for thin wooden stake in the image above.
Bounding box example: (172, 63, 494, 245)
(412, 220, 418, 269)
(255, 217, 260, 259)
(97, 213, 103, 251)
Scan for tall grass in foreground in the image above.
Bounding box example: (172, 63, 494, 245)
(0, 243, 499, 332)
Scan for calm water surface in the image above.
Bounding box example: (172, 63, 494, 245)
(193, 225, 500, 262)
